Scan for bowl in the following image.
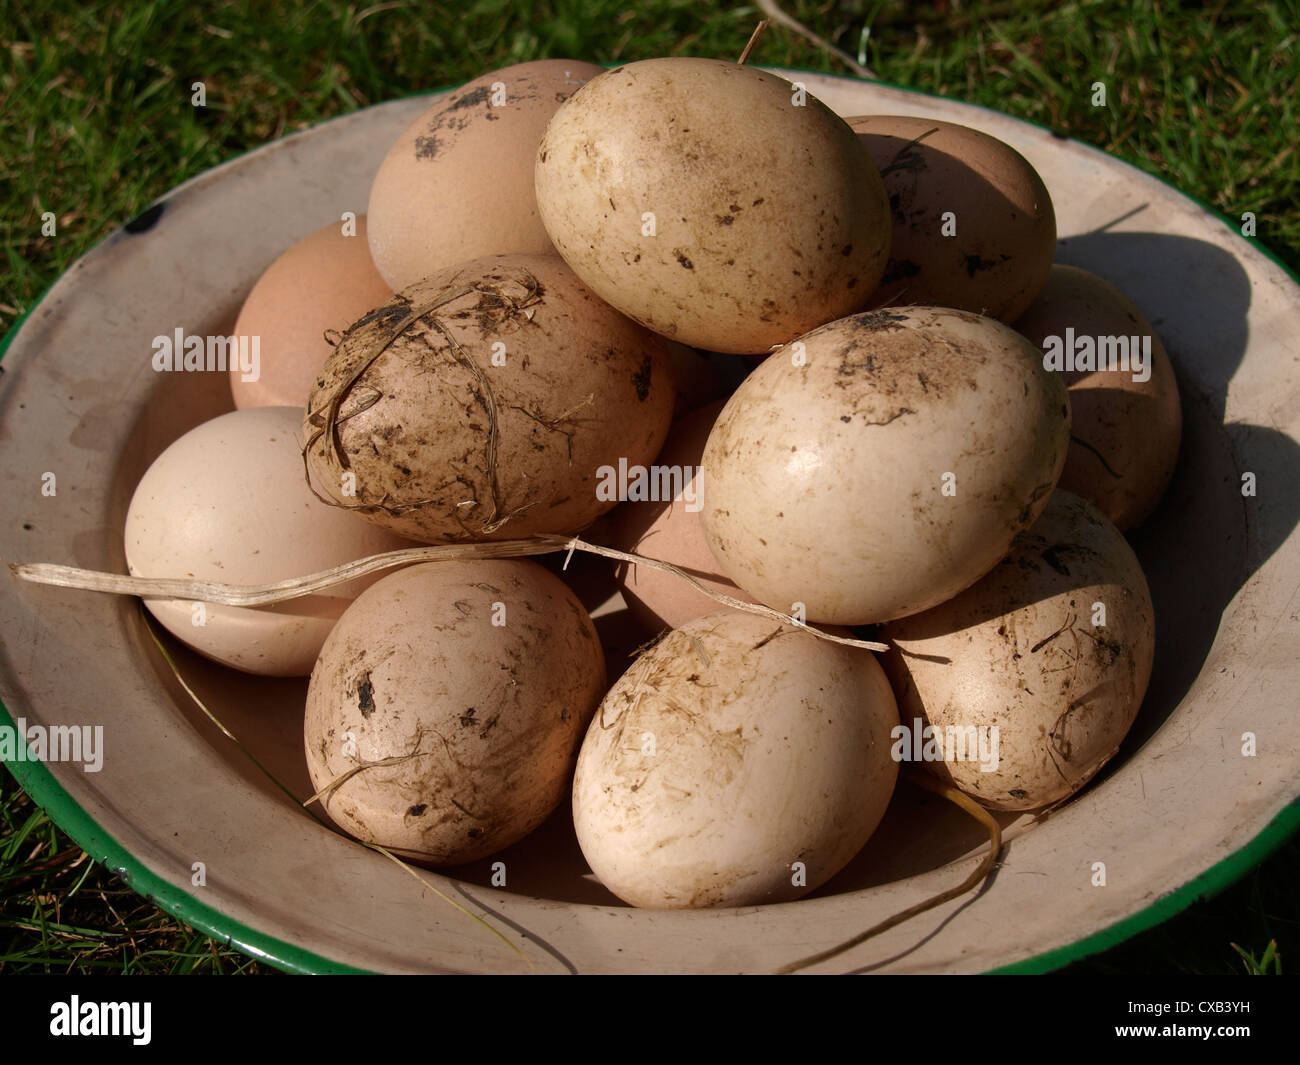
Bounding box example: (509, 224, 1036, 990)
(2, 69, 1298, 974)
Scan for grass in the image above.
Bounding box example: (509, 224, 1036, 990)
(3, 0, 1298, 334)
(0, 768, 266, 973)
(1, 0, 1297, 973)
(1232, 938, 1282, 975)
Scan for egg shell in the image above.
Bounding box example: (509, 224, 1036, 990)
(1013, 264, 1182, 530)
(304, 559, 607, 865)
(700, 307, 1071, 624)
(230, 216, 392, 409)
(610, 400, 759, 633)
(572, 610, 899, 908)
(303, 252, 675, 543)
(124, 406, 414, 676)
(535, 58, 891, 354)
(368, 59, 605, 292)
(849, 115, 1056, 323)
(881, 490, 1154, 811)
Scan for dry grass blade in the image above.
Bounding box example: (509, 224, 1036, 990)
(8, 540, 558, 605)
(358, 842, 535, 971)
(142, 608, 305, 814)
(13, 537, 887, 650)
(773, 769, 1003, 974)
(756, 0, 878, 79)
(738, 20, 768, 65)
(538, 535, 888, 651)
(301, 752, 428, 808)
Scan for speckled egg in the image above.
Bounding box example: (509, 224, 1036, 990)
(305, 559, 607, 865)
(368, 59, 605, 291)
(535, 58, 891, 354)
(849, 115, 1055, 323)
(881, 490, 1154, 811)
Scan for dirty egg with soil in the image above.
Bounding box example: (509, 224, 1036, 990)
(881, 489, 1155, 811)
(302, 252, 675, 543)
(304, 559, 607, 865)
(571, 609, 899, 908)
(849, 114, 1056, 323)
(699, 306, 1071, 624)
(535, 57, 891, 354)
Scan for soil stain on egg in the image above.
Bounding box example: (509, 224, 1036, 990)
(357, 671, 376, 717)
(963, 251, 1012, 276)
(414, 135, 443, 160)
(446, 85, 491, 114)
(633, 355, 652, 400)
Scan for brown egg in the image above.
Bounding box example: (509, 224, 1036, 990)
(367, 59, 604, 292)
(610, 401, 758, 634)
(848, 115, 1055, 323)
(305, 559, 607, 865)
(231, 216, 392, 409)
(1014, 264, 1182, 530)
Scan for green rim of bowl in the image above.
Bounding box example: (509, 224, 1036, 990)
(2, 66, 1298, 976)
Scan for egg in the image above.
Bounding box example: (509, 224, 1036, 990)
(535, 58, 891, 354)
(881, 490, 1155, 811)
(699, 307, 1070, 624)
(304, 559, 607, 865)
(367, 59, 605, 292)
(848, 115, 1056, 323)
(1013, 264, 1182, 530)
(231, 216, 392, 409)
(302, 252, 675, 544)
(610, 400, 758, 633)
(572, 610, 900, 908)
(124, 406, 413, 676)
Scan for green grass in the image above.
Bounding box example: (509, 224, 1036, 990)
(2, 0, 1297, 973)
(0, 768, 266, 973)
(1232, 938, 1282, 975)
(3, 0, 1297, 335)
